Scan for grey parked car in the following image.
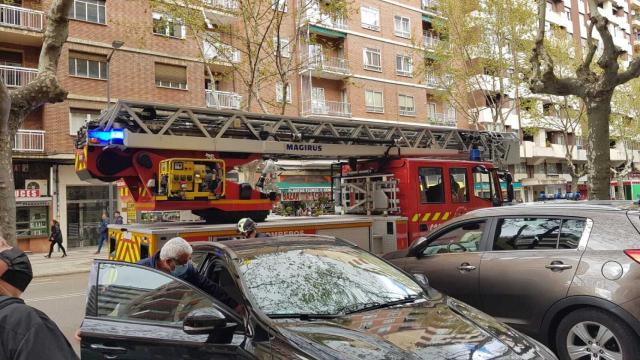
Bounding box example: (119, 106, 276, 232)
(383, 203, 640, 360)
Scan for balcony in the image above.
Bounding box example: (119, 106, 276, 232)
(203, 0, 238, 25)
(421, 0, 440, 13)
(302, 5, 347, 32)
(205, 90, 242, 110)
(13, 129, 44, 153)
(0, 4, 44, 45)
(427, 113, 456, 127)
(423, 33, 440, 50)
(425, 72, 452, 88)
(203, 41, 241, 70)
(301, 100, 351, 118)
(303, 55, 350, 80)
(0, 65, 38, 88)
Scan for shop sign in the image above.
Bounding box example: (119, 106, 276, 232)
(281, 192, 330, 201)
(15, 189, 40, 198)
(16, 201, 50, 207)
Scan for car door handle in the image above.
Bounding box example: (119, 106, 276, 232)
(90, 344, 127, 354)
(545, 262, 573, 271)
(457, 263, 477, 272)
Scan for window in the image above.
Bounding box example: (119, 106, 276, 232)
(276, 82, 292, 103)
(396, 54, 413, 77)
(68, 52, 108, 80)
(273, 36, 290, 58)
(361, 6, 380, 31)
(398, 94, 415, 116)
(422, 221, 486, 256)
(16, 206, 49, 239)
(450, 168, 469, 202)
(446, 104, 456, 121)
(69, 0, 106, 24)
(272, 0, 288, 12)
(492, 218, 586, 251)
(419, 167, 444, 203)
(365, 90, 384, 113)
(96, 263, 216, 324)
(152, 12, 186, 39)
(363, 48, 381, 72)
(155, 63, 187, 90)
(394, 16, 410, 38)
(473, 166, 493, 200)
(69, 109, 101, 135)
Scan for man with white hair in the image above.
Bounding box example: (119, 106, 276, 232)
(138, 237, 236, 308)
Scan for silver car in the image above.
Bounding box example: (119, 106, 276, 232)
(384, 203, 640, 360)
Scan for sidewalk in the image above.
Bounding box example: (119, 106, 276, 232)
(28, 246, 107, 278)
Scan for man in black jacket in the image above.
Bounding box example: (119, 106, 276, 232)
(0, 236, 78, 360)
(137, 237, 238, 310)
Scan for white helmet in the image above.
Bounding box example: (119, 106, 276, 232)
(237, 218, 256, 234)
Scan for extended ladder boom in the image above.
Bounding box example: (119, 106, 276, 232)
(77, 100, 520, 165)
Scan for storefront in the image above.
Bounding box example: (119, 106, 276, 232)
(15, 189, 52, 252)
(12, 161, 53, 252)
(276, 182, 332, 216)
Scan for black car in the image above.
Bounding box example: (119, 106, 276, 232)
(79, 235, 556, 359)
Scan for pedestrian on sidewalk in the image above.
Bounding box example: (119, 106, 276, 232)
(114, 210, 124, 225)
(95, 213, 109, 255)
(0, 236, 79, 360)
(45, 219, 67, 258)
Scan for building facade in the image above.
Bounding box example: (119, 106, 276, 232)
(2, 0, 640, 249)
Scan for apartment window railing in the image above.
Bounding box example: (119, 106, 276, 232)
(427, 113, 457, 127)
(421, 0, 439, 12)
(203, 42, 241, 63)
(302, 8, 347, 30)
(13, 129, 45, 152)
(423, 32, 440, 49)
(302, 99, 351, 117)
(0, 65, 38, 88)
(205, 90, 242, 109)
(203, 0, 239, 11)
(0, 3, 44, 31)
(306, 55, 350, 75)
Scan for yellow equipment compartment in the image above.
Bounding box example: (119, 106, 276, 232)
(157, 158, 226, 201)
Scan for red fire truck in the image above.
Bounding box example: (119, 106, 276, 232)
(75, 100, 519, 260)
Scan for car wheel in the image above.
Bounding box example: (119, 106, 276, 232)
(555, 308, 639, 360)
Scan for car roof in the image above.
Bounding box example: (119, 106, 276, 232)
(462, 200, 637, 219)
(191, 235, 353, 258)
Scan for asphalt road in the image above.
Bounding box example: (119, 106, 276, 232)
(23, 272, 91, 356)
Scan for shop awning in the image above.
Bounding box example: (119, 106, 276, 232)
(422, 15, 432, 22)
(277, 182, 332, 193)
(309, 25, 346, 38)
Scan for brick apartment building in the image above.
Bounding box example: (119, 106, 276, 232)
(1, 0, 640, 250)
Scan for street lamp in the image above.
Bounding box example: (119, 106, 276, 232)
(106, 40, 124, 107)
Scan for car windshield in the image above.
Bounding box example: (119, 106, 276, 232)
(237, 245, 424, 316)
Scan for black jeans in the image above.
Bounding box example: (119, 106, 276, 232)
(48, 241, 67, 257)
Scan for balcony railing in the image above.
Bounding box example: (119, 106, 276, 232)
(13, 129, 44, 152)
(0, 65, 38, 88)
(203, 41, 241, 63)
(425, 72, 453, 87)
(421, 0, 440, 12)
(203, 0, 239, 11)
(0, 4, 44, 31)
(427, 113, 457, 127)
(205, 90, 242, 109)
(302, 8, 347, 30)
(302, 99, 351, 117)
(423, 33, 440, 49)
(305, 55, 350, 75)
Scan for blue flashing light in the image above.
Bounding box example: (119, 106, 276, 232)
(88, 129, 125, 145)
(470, 148, 481, 161)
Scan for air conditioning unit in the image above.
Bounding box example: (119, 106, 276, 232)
(25, 179, 48, 196)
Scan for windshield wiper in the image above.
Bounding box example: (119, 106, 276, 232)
(337, 294, 422, 315)
(268, 313, 341, 320)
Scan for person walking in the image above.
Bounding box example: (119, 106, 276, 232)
(45, 220, 67, 258)
(114, 211, 124, 225)
(95, 213, 109, 255)
(0, 236, 79, 359)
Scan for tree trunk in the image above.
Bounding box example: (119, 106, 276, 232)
(570, 176, 578, 193)
(0, 79, 15, 244)
(617, 175, 625, 200)
(586, 94, 612, 200)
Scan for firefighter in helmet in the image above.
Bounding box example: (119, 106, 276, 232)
(237, 218, 269, 239)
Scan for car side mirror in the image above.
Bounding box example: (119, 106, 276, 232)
(183, 308, 228, 335)
(413, 273, 429, 288)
